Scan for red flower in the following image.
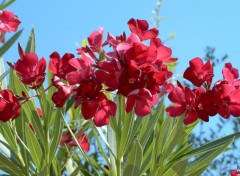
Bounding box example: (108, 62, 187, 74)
(95, 58, 123, 90)
(10, 44, 46, 89)
(87, 27, 103, 53)
(81, 92, 116, 127)
(166, 82, 195, 119)
(222, 62, 239, 84)
(231, 170, 240, 176)
(126, 88, 157, 117)
(60, 130, 90, 152)
(49, 52, 76, 79)
(0, 10, 21, 35)
(52, 76, 74, 107)
(214, 84, 240, 118)
(127, 18, 158, 40)
(183, 57, 214, 87)
(0, 90, 20, 122)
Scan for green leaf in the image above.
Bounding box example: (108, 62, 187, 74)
(107, 123, 117, 175)
(123, 141, 143, 176)
(162, 159, 188, 176)
(25, 28, 36, 53)
(179, 131, 240, 160)
(119, 111, 134, 157)
(49, 109, 64, 163)
(185, 138, 233, 175)
(0, 121, 18, 153)
(0, 152, 24, 176)
(139, 99, 164, 148)
(51, 157, 61, 176)
(9, 69, 45, 145)
(0, 0, 15, 10)
(0, 57, 8, 89)
(0, 29, 22, 57)
(15, 111, 31, 171)
(25, 123, 43, 171)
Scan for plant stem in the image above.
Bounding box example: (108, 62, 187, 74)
(116, 158, 121, 176)
(17, 151, 30, 176)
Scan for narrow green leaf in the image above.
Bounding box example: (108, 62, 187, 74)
(0, 0, 15, 10)
(185, 139, 233, 175)
(162, 159, 188, 176)
(0, 152, 24, 176)
(49, 109, 64, 163)
(95, 126, 116, 159)
(107, 123, 117, 175)
(25, 28, 36, 53)
(0, 29, 22, 57)
(0, 121, 18, 153)
(180, 131, 240, 160)
(0, 57, 8, 89)
(51, 157, 61, 176)
(25, 123, 43, 170)
(140, 99, 164, 148)
(119, 111, 134, 157)
(123, 141, 143, 176)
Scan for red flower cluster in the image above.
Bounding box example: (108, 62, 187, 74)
(166, 58, 240, 125)
(49, 18, 176, 126)
(60, 130, 90, 152)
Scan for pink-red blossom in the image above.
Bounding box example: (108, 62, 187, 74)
(0, 10, 20, 35)
(183, 57, 213, 87)
(9, 44, 46, 89)
(0, 90, 20, 122)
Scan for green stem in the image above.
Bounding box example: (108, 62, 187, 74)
(116, 158, 121, 176)
(17, 152, 30, 176)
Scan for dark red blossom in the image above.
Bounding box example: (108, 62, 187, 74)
(0, 10, 21, 35)
(183, 57, 213, 87)
(88, 27, 103, 52)
(52, 76, 75, 107)
(222, 63, 239, 84)
(95, 58, 123, 90)
(128, 18, 158, 40)
(60, 130, 90, 152)
(49, 52, 76, 79)
(126, 88, 157, 117)
(214, 84, 240, 118)
(9, 44, 46, 89)
(0, 90, 20, 122)
(166, 82, 217, 125)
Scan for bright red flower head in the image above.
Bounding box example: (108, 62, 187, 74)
(222, 62, 239, 84)
(0, 10, 20, 35)
(128, 18, 159, 41)
(10, 44, 46, 89)
(52, 76, 74, 108)
(0, 90, 20, 122)
(88, 27, 103, 53)
(183, 57, 214, 87)
(81, 92, 116, 127)
(49, 52, 76, 79)
(126, 88, 157, 117)
(60, 130, 90, 152)
(214, 84, 240, 119)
